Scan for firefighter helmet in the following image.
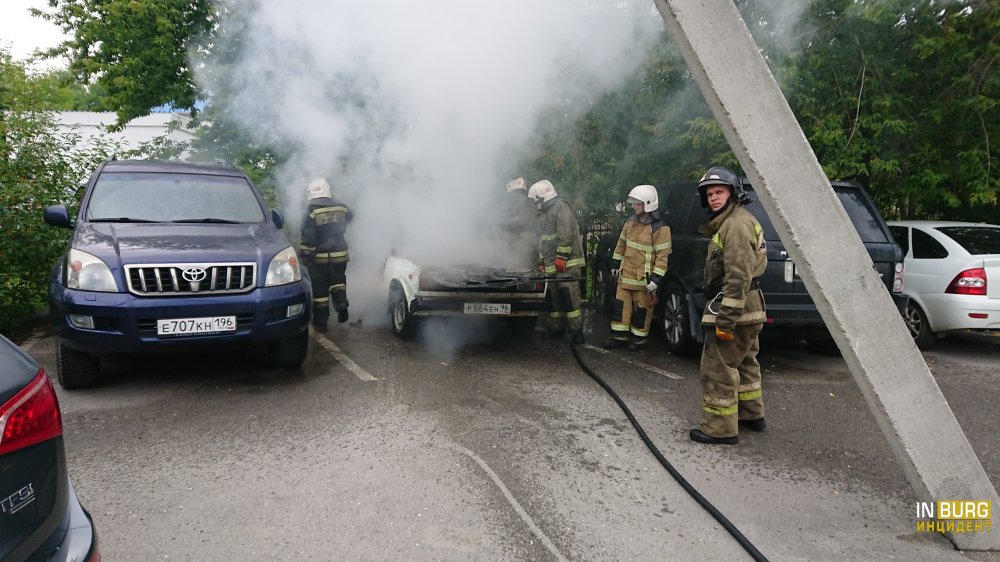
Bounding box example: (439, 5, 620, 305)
(307, 178, 332, 200)
(506, 177, 526, 193)
(527, 180, 558, 208)
(697, 166, 746, 208)
(627, 184, 659, 212)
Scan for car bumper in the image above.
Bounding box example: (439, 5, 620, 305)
(50, 281, 311, 355)
(49, 479, 99, 562)
(919, 293, 1000, 332)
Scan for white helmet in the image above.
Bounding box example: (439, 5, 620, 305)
(527, 180, 558, 208)
(307, 178, 332, 200)
(627, 184, 658, 212)
(506, 177, 526, 193)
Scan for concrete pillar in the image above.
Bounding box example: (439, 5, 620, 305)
(652, 0, 998, 550)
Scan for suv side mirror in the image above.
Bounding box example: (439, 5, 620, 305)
(271, 209, 284, 229)
(43, 205, 73, 228)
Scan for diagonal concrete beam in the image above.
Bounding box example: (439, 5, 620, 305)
(652, 0, 998, 551)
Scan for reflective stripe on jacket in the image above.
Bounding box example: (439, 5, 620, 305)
(611, 215, 671, 290)
(699, 204, 767, 329)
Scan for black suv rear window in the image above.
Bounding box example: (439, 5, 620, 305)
(745, 187, 888, 243)
(834, 189, 888, 243)
(937, 226, 1000, 255)
(87, 173, 265, 223)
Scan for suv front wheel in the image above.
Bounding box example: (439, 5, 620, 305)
(659, 283, 700, 356)
(56, 340, 100, 389)
(269, 329, 309, 369)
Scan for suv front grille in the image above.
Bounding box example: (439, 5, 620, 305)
(125, 263, 257, 296)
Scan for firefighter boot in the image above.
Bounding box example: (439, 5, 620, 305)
(689, 429, 738, 445)
(739, 418, 766, 431)
(627, 336, 647, 351)
(333, 292, 350, 324)
(602, 337, 627, 349)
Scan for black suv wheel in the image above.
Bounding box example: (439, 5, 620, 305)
(269, 329, 309, 369)
(659, 283, 700, 356)
(56, 340, 100, 389)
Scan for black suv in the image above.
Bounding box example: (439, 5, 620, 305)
(594, 179, 907, 354)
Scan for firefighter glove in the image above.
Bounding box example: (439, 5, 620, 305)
(555, 257, 567, 273)
(645, 281, 658, 293)
(611, 268, 620, 279)
(715, 327, 735, 341)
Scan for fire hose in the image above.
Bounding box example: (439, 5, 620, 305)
(569, 338, 770, 562)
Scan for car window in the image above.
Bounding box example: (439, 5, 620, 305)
(912, 228, 949, 259)
(86, 173, 266, 223)
(889, 226, 909, 256)
(834, 188, 889, 243)
(936, 226, 1000, 255)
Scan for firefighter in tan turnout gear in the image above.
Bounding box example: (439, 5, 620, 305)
(690, 166, 768, 445)
(300, 178, 353, 326)
(528, 180, 585, 344)
(603, 185, 671, 351)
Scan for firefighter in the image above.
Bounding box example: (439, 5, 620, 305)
(527, 180, 585, 343)
(602, 185, 671, 351)
(300, 178, 353, 326)
(690, 166, 768, 445)
(504, 177, 540, 270)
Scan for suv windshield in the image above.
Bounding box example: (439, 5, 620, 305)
(86, 173, 266, 223)
(937, 226, 1000, 255)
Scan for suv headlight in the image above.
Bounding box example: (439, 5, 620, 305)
(265, 246, 302, 287)
(67, 249, 119, 292)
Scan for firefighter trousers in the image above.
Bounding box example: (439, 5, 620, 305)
(610, 286, 653, 341)
(544, 271, 583, 335)
(699, 323, 764, 438)
(308, 261, 348, 322)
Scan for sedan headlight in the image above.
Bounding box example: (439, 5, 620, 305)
(67, 249, 119, 292)
(265, 246, 302, 287)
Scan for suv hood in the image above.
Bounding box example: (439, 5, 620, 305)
(71, 222, 289, 265)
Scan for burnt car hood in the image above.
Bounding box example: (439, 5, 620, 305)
(70, 222, 288, 265)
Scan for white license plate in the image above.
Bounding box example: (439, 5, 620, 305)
(463, 303, 511, 315)
(157, 316, 236, 336)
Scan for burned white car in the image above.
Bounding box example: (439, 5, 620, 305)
(383, 257, 549, 339)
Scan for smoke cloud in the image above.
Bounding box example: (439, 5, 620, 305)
(197, 1, 662, 325)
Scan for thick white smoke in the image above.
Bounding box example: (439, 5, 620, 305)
(197, 1, 662, 322)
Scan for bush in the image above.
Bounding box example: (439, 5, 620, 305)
(1, 51, 119, 334)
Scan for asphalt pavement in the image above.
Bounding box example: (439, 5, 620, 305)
(13, 313, 1000, 561)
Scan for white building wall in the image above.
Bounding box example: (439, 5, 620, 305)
(53, 111, 195, 155)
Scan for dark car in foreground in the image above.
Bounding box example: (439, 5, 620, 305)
(1, 334, 99, 562)
(44, 159, 312, 389)
(593, 179, 906, 354)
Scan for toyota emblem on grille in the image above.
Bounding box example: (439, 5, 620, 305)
(182, 267, 207, 282)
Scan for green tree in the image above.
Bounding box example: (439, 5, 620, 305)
(0, 49, 119, 332)
(37, 0, 216, 128)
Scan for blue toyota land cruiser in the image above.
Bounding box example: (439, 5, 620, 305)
(43, 159, 312, 389)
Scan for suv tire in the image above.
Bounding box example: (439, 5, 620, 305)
(390, 288, 418, 340)
(56, 340, 100, 389)
(904, 301, 937, 350)
(269, 329, 309, 369)
(593, 268, 610, 312)
(659, 282, 700, 356)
